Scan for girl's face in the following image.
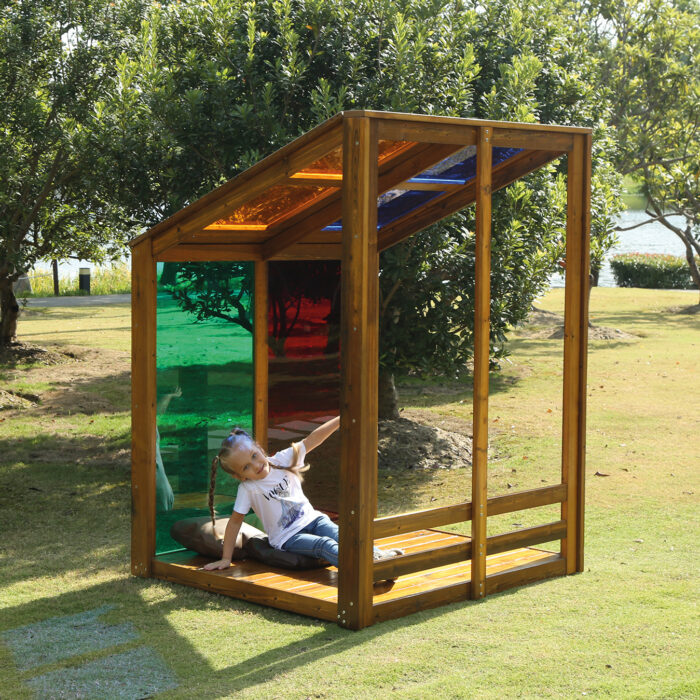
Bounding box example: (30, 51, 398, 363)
(225, 440, 270, 481)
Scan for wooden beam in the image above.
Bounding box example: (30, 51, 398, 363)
(151, 559, 337, 621)
(131, 241, 157, 577)
(378, 149, 564, 252)
(374, 502, 472, 539)
(373, 581, 469, 624)
(254, 261, 268, 452)
(487, 521, 567, 556)
(487, 483, 568, 516)
(471, 126, 492, 600)
(561, 134, 590, 575)
(492, 128, 574, 151)
(373, 541, 471, 582)
(338, 116, 379, 630)
(157, 244, 262, 262)
(376, 118, 478, 145)
(485, 554, 566, 595)
(394, 179, 464, 191)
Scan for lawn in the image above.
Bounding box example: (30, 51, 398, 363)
(0, 288, 698, 699)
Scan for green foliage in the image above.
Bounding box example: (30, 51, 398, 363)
(587, 0, 700, 291)
(609, 252, 697, 289)
(20, 265, 131, 297)
(109, 0, 621, 383)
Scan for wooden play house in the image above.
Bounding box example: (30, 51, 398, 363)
(130, 111, 591, 630)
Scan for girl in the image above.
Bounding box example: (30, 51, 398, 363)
(202, 416, 403, 570)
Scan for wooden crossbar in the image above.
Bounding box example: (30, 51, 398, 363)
(373, 483, 567, 539)
(487, 520, 567, 556)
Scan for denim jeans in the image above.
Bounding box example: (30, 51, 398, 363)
(281, 514, 339, 566)
(281, 514, 385, 567)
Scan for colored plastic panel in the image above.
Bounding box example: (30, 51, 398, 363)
(210, 184, 336, 228)
(155, 261, 255, 555)
(296, 140, 414, 176)
(323, 146, 524, 232)
(267, 260, 341, 514)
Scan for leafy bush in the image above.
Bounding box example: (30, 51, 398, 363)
(20, 265, 131, 297)
(609, 253, 696, 289)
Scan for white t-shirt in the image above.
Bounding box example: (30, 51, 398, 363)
(232, 442, 321, 548)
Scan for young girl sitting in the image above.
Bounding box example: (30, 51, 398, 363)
(202, 416, 403, 571)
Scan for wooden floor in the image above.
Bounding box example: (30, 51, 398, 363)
(154, 529, 560, 618)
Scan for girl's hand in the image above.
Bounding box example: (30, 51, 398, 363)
(201, 558, 232, 571)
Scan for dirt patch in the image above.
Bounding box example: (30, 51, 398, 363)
(378, 415, 472, 471)
(667, 303, 700, 315)
(516, 307, 637, 340)
(0, 341, 75, 367)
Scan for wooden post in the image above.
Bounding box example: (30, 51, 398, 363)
(471, 126, 492, 599)
(338, 116, 379, 629)
(561, 134, 591, 574)
(254, 260, 269, 451)
(131, 241, 157, 577)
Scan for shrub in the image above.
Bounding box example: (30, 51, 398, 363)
(609, 253, 696, 289)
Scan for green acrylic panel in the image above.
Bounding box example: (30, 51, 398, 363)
(155, 261, 255, 555)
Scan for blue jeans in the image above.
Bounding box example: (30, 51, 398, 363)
(281, 514, 339, 566)
(281, 514, 385, 567)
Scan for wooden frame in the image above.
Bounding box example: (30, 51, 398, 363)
(129, 111, 592, 629)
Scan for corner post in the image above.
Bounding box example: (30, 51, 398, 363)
(254, 260, 269, 452)
(471, 126, 493, 599)
(131, 241, 157, 576)
(338, 116, 379, 629)
(561, 133, 591, 573)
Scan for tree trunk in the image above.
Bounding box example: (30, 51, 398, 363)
(1, 279, 20, 345)
(378, 370, 400, 421)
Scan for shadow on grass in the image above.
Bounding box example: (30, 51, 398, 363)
(2, 569, 547, 698)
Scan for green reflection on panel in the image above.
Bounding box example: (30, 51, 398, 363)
(155, 262, 255, 555)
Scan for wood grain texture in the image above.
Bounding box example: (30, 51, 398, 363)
(485, 555, 566, 595)
(376, 118, 478, 145)
(373, 540, 471, 581)
(131, 242, 157, 577)
(487, 520, 567, 556)
(471, 126, 492, 599)
(338, 116, 379, 630)
(254, 261, 269, 452)
(492, 128, 574, 151)
(373, 502, 472, 539)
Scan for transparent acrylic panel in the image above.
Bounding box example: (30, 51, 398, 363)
(267, 261, 341, 515)
(155, 261, 254, 555)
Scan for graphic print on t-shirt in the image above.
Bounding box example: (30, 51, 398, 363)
(261, 475, 305, 531)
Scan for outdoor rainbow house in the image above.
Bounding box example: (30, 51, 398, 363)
(129, 111, 591, 630)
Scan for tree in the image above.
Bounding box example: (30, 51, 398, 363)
(114, 0, 622, 417)
(587, 0, 700, 299)
(0, 0, 146, 344)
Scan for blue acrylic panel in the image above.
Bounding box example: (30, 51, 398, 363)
(322, 146, 523, 232)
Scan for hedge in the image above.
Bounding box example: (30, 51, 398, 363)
(609, 253, 697, 289)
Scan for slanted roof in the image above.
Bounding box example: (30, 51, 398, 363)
(130, 110, 591, 261)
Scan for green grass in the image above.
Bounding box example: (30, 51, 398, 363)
(20, 264, 131, 297)
(1, 288, 698, 699)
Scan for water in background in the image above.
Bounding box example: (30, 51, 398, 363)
(549, 209, 688, 288)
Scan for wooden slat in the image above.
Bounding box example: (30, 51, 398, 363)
(394, 179, 464, 191)
(377, 149, 564, 252)
(373, 502, 471, 539)
(487, 520, 567, 556)
(373, 581, 469, 624)
(471, 126, 492, 600)
(376, 118, 478, 145)
(131, 241, 157, 577)
(338, 116, 379, 630)
(487, 483, 568, 516)
(151, 559, 337, 621)
(254, 261, 268, 452)
(492, 128, 574, 151)
(373, 541, 471, 582)
(288, 173, 343, 184)
(157, 244, 262, 262)
(485, 554, 566, 595)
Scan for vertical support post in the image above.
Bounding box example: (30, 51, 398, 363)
(471, 126, 492, 599)
(254, 260, 269, 452)
(561, 134, 591, 574)
(131, 241, 157, 577)
(338, 116, 379, 630)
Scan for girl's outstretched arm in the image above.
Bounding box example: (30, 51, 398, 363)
(201, 511, 245, 570)
(303, 415, 340, 454)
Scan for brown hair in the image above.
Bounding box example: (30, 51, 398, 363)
(208, 428, 309, 530)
